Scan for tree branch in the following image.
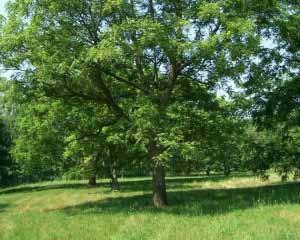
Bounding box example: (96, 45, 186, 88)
(65, 118, 119, 145)
(103, 69, 150, 95)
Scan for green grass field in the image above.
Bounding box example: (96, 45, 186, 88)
(1, 174, 300, 240)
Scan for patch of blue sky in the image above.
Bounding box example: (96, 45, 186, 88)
(0, 0, 8, 16)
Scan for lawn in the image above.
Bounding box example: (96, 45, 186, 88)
(1, 174, 300, 240)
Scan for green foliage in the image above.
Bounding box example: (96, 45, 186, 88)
(11, 101, 66, 181)
(0, 116, 15, 186)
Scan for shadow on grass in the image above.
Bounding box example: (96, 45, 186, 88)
(57, 182, 300, 217)
(0, 203, 10, 213)
(0, 173, 250, 195)
(0, 183, 95, 195)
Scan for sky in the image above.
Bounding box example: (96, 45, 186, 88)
(0, 0, 8, 16)
(0, 0, 8, 78)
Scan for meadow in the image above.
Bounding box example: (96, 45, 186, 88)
(1, 174, 300, 240)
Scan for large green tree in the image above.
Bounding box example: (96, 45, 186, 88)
(0, 0, 276, 207)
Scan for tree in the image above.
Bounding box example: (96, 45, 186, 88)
(243, 1, 300, 178)
(0, 0, 276, 207)
(245, 0, 300, 125)
(7, 100, 67, 181)
(64, 117, 132, 190)
(0, 115, 15, 186)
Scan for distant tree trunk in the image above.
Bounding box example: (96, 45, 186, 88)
(110, 161, 120, 191)
(88, 152, 98, 187)
(89, 175, 97, 186)
(110, 173, 119, 191)
(206, 168, 211, 176)
(224, 166, 231, 176)
(281, 174, 288, 182)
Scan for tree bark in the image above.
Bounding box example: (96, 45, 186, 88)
(149, 141, 168, 207)
(110, 163, 120, 191)
(281, 174, 288, 182)
(88, 176, 97, 186)
(152, 164, 168, 207)
(224, 166, 231, 176)
(88, 152, 98, 187)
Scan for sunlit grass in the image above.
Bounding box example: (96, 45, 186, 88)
(1, 173, 300, 240)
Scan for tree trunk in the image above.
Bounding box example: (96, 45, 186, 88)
(206, 168, 211, 176)
(88, 152, 98, 187)
(88, 176, 97, 186)
(224, 166, 231, 176)
(149, 141, 168, 207)
(281, 174, 288, 182)
(110, 165, 120, 191)
(152, 164, 168, 207)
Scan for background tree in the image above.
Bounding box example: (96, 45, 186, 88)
(243, 1, 300, 178)
(0, 114, 15, 186)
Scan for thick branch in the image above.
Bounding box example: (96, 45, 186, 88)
(149, 0, 155, 19)
(0, 68, 32, 72)
(94, 67, 127, 119)
(103, 69, 150, 95)
(160, 62, 179, 106)
(181, 73, 209, 86)
(65, 118, 119, 144)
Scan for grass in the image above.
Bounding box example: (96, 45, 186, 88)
(1, 173, 300, 240)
